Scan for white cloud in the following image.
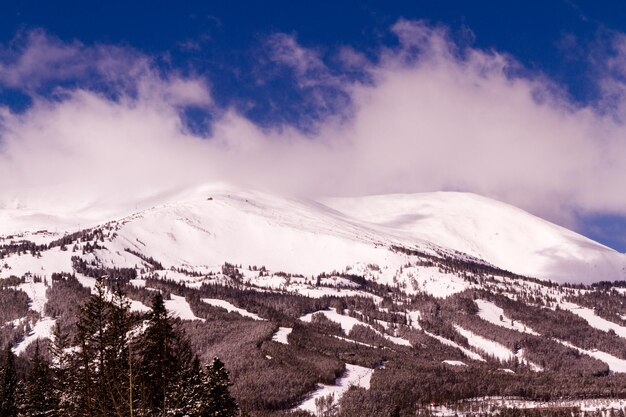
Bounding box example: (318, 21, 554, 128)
(0, 30, 152, 94)
(2, 22, 626, 231)
(265, 33, 335, 88)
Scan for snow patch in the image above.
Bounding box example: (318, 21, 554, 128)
(475, 299, 539, 335)
(129, 279, 146, 288)
(272, 327, 292, 344)
(296, 364, 374, 413)
(454, 325, 541, 370)
(164, 294, 204, 321)
(13, 317, 56, 356)
(300, 308, 412, 347)
(201, 298, 264, 320)
(424, 330, 485, 362)
(442, 360, 466, 366)
(556, 339, 626, 373)
(560, 302, 626, 339)
(18, 280, 48, 315)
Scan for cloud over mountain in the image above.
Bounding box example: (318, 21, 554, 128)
(2, 21, 626, 230)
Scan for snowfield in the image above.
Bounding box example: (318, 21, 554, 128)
(300, 309, 369, 334)
(400, 266, 470, 297)
(3, 184, 625, 287)
(17, 280, 48, 315)
(442, 360, 467, 366)
(425, 331, 485, 362)
(108, 186, 414, 286)
(556, 339, 626, 373)
(325, 192, 626, 284)
(1, 248, 73, 280)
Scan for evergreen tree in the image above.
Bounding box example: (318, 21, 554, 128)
(137, 293, 179, 417)
(0, 347, 18, 417)
(167, 357, 204, 417)
(73, 277, 111, 417)
(103, 286, 134, 417)
(198, 357, 238, 417)
(5, 283, 242, 417)
(17, 342, 59, 417)
(49, 324, 73, 416)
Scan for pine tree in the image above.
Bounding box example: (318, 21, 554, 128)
(167, 357, 204, 417)
(17, 341, 59, 417)
(49, 324, 74, 416)
(137, 293, 179, 417)
(0, 347, 18, 417)
(103, 286, 134, 417)
(73, 277, 112, 417)
(198, 357, 238, 417)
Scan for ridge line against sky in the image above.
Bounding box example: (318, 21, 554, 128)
(1, 1, 626, 251)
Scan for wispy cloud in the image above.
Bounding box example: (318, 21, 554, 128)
(265, 33, 335, 88)
(0, 30, 212, 107)
(0, 30, 146, 95)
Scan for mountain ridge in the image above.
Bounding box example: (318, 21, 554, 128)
(2, 184, 624, 284)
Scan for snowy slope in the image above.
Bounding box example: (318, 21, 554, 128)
(559, 301, 626, 339)
(2, 184, 625, 285)
(299, 308, 412, 346)
(100, 185, 419, 284)
(202, 299, 265, 320)
(296, 364, 374, 413)
(475, 299, 539, 335)
(324, 192, 626, 283)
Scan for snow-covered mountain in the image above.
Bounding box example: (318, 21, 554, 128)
(2, 184, 624, 285)
(324, 192, 626, 284)
(6, 183, 626, 415)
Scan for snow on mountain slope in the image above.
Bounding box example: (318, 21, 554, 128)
(296, 364, 374, 413)
(454, 325, 541, 370)
(425, 332, 484, 362)
(0, 183, 235, 237)
(165, 294, 204, 321)
(3, 184, 624, 286)
(0, 248, 74, 281)
(272, 327, 292, 344)
(559, 301, 626, 339)
(202, 299, 265, 321)
(324, 192, 626, 283)
(13, 317, 56, 356)
(299, 308, 412, 346)
(475, 299, 539, 335)
(556, 339, 626, 373)
(104, 185, 421, 284)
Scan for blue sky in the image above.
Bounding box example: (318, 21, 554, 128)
(2, 1, 621, 111)
(1, 0, 626, 251)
